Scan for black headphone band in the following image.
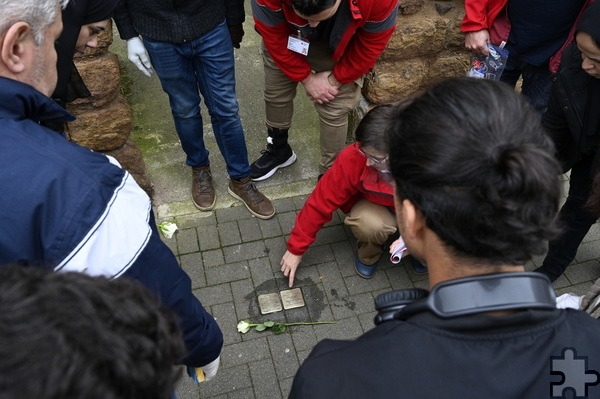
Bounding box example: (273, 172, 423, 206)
(374, 272, 556, 325)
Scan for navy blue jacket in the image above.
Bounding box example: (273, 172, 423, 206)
(0, 77, 222, 367)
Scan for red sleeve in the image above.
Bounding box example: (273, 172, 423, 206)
(332, 28, 395, 84)
(461, 0, 508, 33)
(332, 0, 398, 84)
(287, 146, 363, 255)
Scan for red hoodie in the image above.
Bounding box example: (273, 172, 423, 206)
(287, 143, 394, 255)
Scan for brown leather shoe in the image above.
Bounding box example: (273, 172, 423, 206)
(192, 165, 216, 211)
(228, 177, 275, 219)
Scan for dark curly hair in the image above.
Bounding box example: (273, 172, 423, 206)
(0, 265, 185, 399)
(291, 0, 338, 16)
(387, 78, 562, 265)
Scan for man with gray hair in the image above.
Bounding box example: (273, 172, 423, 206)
(0, 0, 223, 380)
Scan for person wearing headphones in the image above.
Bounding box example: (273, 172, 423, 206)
(289, 78, 600, 398)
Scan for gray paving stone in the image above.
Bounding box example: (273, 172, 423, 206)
(345, 271, 391, 296)
(313, 224, 349, 246)
(268, 333, 300, 380)
(279, 377, 295, 399)
(273, 197, 297, 213)
(313, 315, 363, 342)
(358, 312, 377, 333)
(552, 274, 572, 290)
(263, 236, 288, 273)
(248, 257, 275, 286)
(276, 211, 297, 235)
(260, 217, 283, 239)
(198, 225, 221, 251)
(249, 359, 282, 399)
(218, 221, 242, 247)
(176, 212, 216, 229)
(386, 266, 414, 290)
(202, 248, 225, 268)
(174, 366, 200, 399)
(289, 326, 319, 352)
(221, 336, 270, 368)
(330, 292, 375, 320)
(292, 195, 309, 211)
(197, 364, 252, 397)
(212, 302, 242, 346)
(180, 252, 207, 289)
(296, 349, 312, 366)
(300, 244, 336, 267)
(231, 279, 258, 321)
(194, 284, 233, 307)
(238, 218, 262, 243)
(556, 281, 595, 297)
(564, 260, 600, 285)
(318, 261, 350, 300)
(281, 265, 320, 291)
(206, 260, 251, 285)
(283, 305, 311, 324)
(323, 209, 342, 227)
(227, 387, 255, 399)
(216, 206, 253, 223)
(576, 240, 600, 263)
(177, 228, 200, 254)
(330, 241, 357, 277)
(583, 222, 600, 242)
(223, 242, 270, 264)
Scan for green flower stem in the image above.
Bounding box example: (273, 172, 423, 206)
(282, 322, 335, 326)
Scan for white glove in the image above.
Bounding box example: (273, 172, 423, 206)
(201, 355, 220, 381)
(126, 37, 153, 77)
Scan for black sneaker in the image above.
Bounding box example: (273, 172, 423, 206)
(251, 144, 297, 181)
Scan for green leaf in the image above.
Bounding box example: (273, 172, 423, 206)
(255, 324, 267, 332)
(263, 321, 275, 327)
(273, 324, 286, 334)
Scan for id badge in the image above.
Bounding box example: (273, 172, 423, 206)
(287, 36, 310, 56)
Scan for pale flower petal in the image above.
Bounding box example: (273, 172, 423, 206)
(237, 320, 251, 333)
(158, 221, 178, 239)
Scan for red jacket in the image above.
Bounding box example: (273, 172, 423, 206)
(251, 0, 398, 84)
(287, 143, 394, 256)
(460, 0, 594, 73)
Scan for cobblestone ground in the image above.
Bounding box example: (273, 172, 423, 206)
(162, 194, 600, 399)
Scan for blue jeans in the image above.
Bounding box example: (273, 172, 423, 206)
(500, 57, 554, 114)
(143, 20, 251, 179)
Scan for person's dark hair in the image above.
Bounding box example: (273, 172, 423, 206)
(0, 265, 185, 399)
(387, 77, 562, 265)
(355, 104, 399, 152)
(292, 0, 337, 16)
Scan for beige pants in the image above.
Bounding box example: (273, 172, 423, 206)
(261, 41, 362, 174)
(344, 199, 397, 265)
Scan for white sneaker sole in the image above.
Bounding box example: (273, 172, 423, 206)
(251, 151, 297, 182)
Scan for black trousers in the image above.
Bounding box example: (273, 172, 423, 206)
(535, 153, 598, 282)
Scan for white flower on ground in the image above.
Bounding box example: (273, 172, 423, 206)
(237, 320, 251, 333)
(157, 221, 178, 238)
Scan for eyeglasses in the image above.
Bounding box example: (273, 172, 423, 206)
(357, 147, 389, 164)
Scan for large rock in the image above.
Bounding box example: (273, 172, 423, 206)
(70, 53, 121, 111)
(68, 95, 132, 151)
(427, 53, 470, 83)
(399, 0, 427, 14)
(106, 139, 155, 198)
(363, 58, 429, 103)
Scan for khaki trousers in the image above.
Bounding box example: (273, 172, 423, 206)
(261, 41, 362, 174)
(344, 199, 397, 265)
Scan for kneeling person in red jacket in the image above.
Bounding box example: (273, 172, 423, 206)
(281, 105, 416, 287)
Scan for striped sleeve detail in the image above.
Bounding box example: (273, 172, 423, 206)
(251, 0, 285, 26)
(55, 171, 152, 278)
(363, 5, 398, 34)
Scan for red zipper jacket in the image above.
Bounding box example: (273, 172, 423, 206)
(287, 143, 394, 256)
(251, 0, 398, 84)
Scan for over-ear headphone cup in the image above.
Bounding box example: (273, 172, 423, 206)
(374, 288, 429, 325)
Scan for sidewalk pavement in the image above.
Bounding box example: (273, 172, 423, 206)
(163, 194, 600, 399)
(107, 6, 600, 398)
